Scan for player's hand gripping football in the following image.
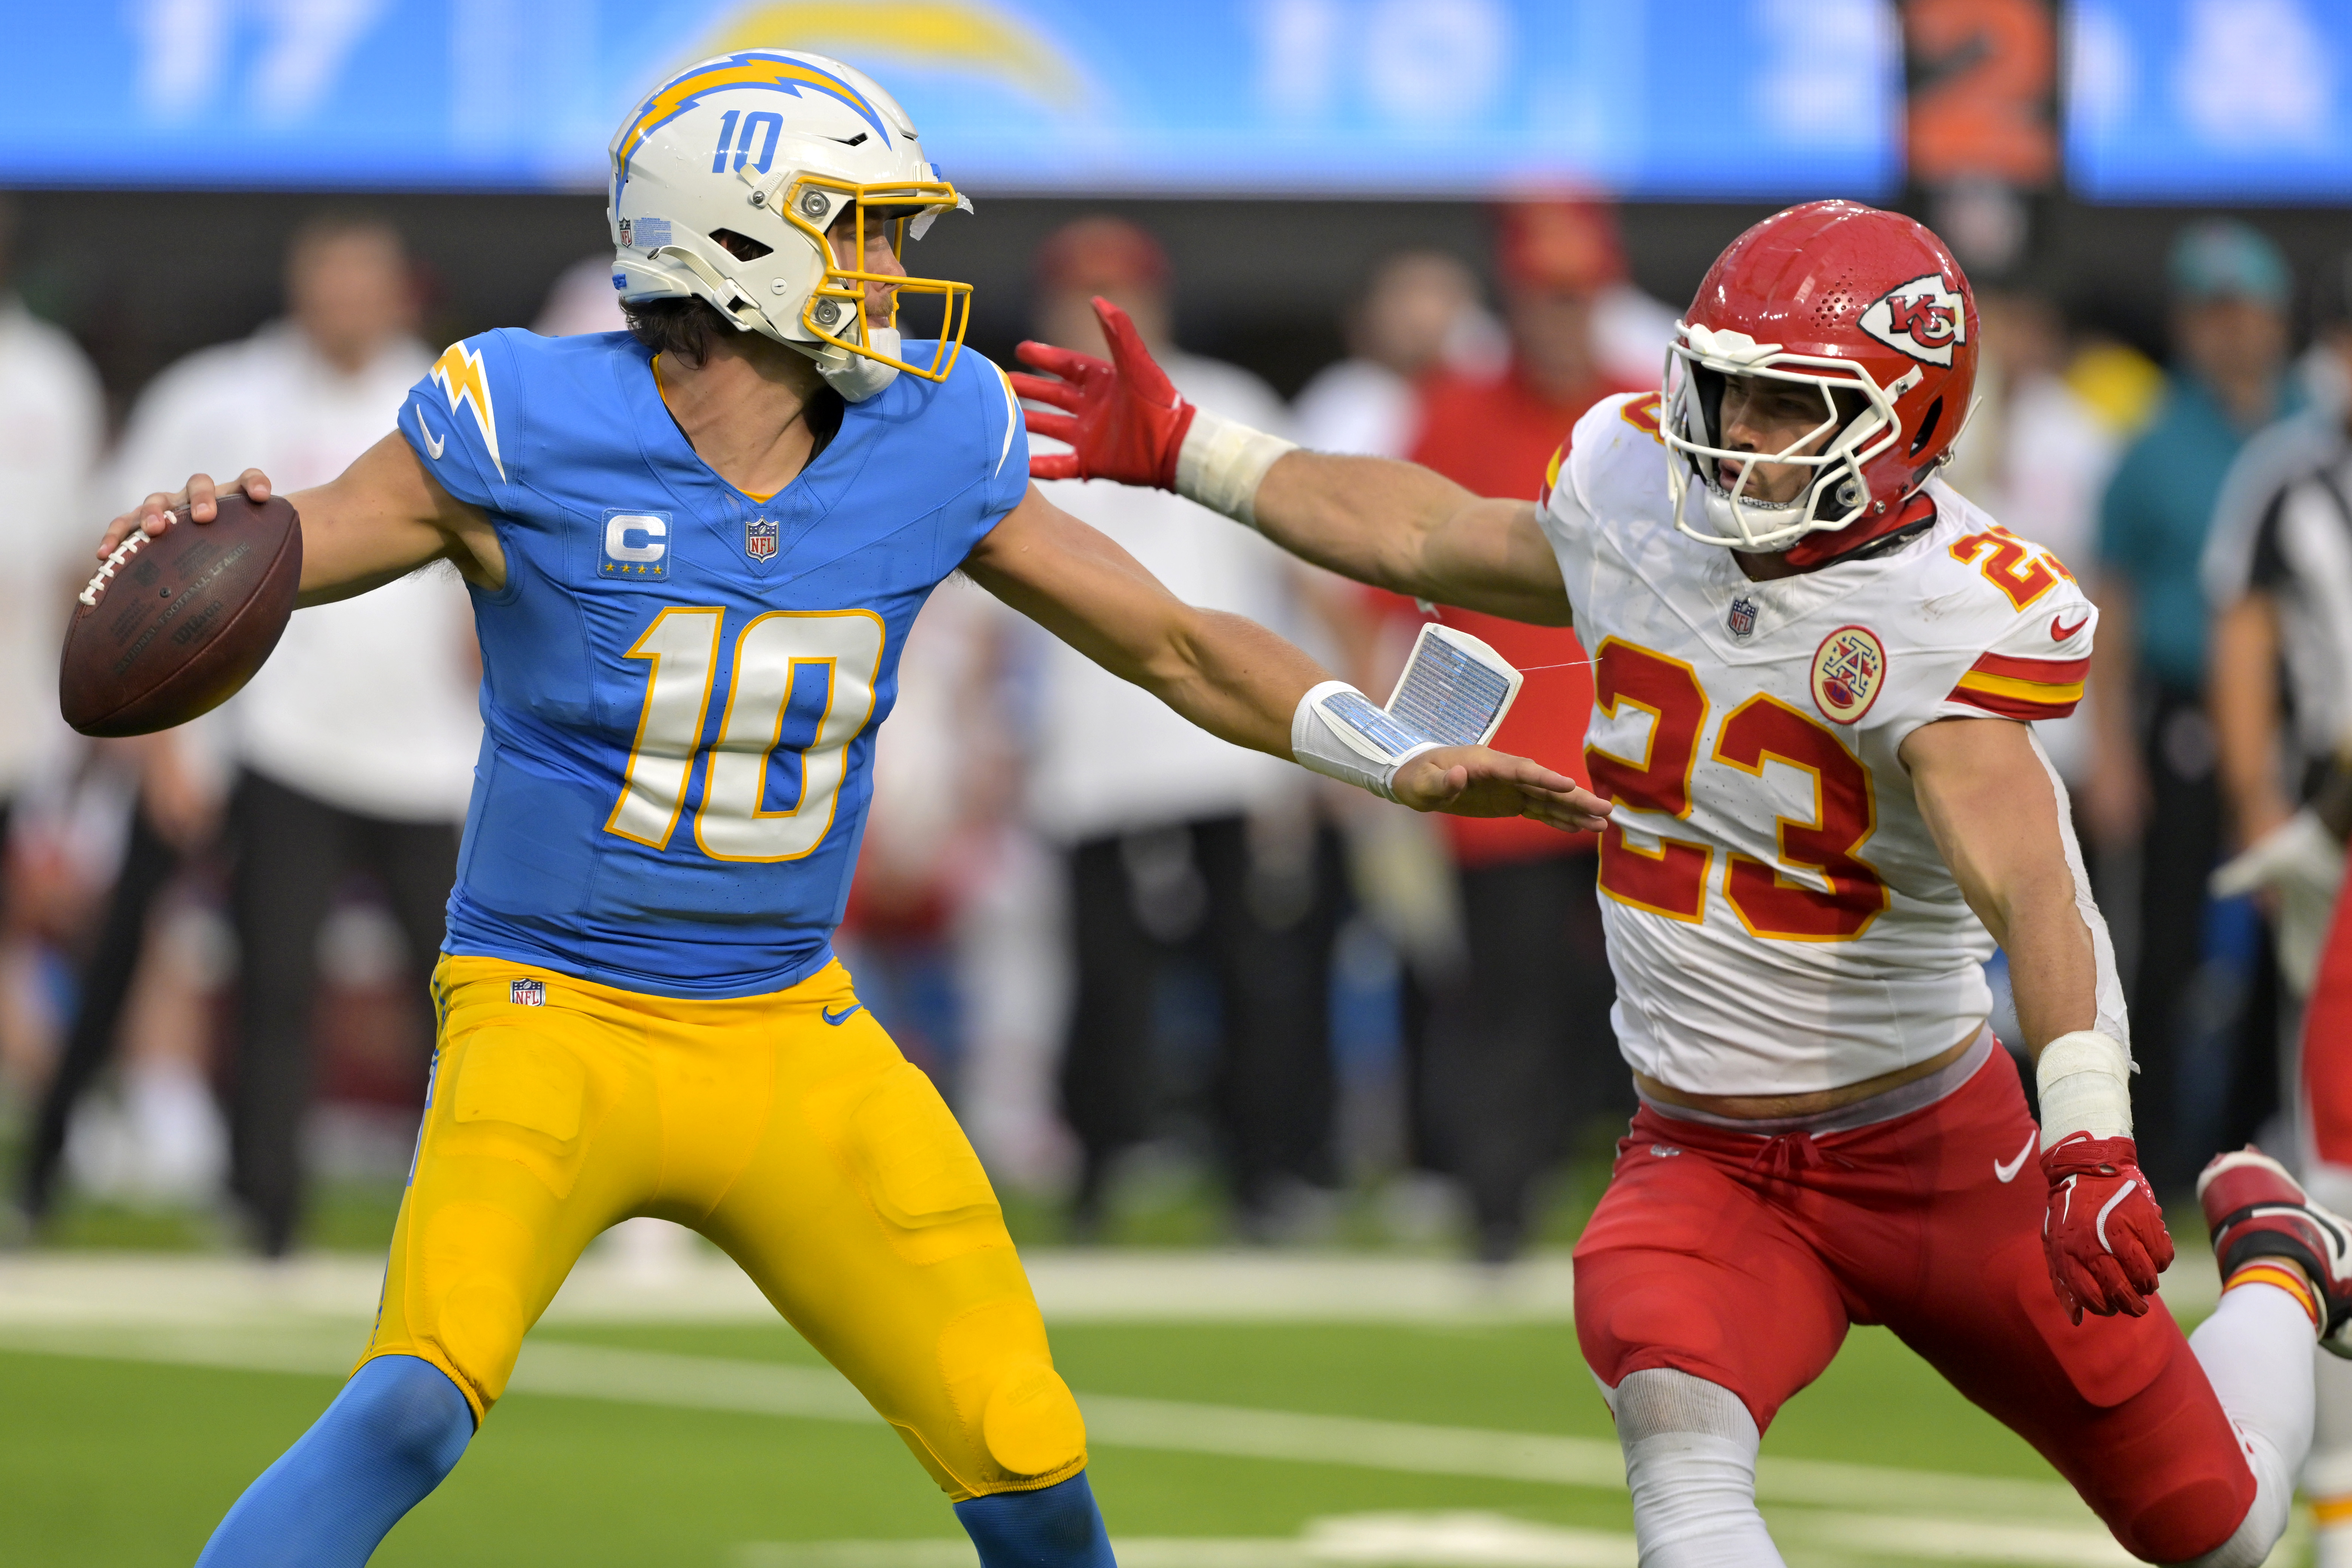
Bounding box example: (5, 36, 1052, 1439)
(1390, 746, 1612, 832)
(98, 469, 277, 556)
(1012, 298, 1195, 488)
(2041, 1132, 2174, 1322)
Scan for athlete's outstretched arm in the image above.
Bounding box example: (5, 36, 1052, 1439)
(1905, 714, 2171, 1322)
(1249, 455, 1574, 625)
(96, 432, 506, 607)
(1010, 297, 1573, 625)
(964, 484, 1607, 830)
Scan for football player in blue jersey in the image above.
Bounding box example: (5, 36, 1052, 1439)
(99, 49, 1606, 1568)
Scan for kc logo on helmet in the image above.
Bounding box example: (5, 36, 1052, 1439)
(1858, 274, 1966, 367)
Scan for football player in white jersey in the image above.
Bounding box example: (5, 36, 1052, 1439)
(1011, 200, 2351, 1567)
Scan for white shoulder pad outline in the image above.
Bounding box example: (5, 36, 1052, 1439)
(430, 341, 505, 482)
(989, 359, 1021, 478)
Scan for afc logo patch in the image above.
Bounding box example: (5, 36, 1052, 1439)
(1811, 625, 1887, 724)
(509, 978, 547, 1007)
(1858, 274, 1967, 367)
(745, 514, 780, 560)
(600, 511, 669, 579)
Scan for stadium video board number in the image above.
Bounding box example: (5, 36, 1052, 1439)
(0, 0, 1902, 197)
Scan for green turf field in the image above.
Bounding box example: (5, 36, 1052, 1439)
(0, 1284, 2310, 1567)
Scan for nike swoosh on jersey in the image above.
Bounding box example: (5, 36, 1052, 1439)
(2049, 611, 2090, 642)
(822, 1002, 863, 1026)
(412, 404, 446, 460)
(1995, 1129, 2038, 1183)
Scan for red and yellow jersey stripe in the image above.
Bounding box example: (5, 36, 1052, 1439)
(1538, 440, 1568, 506)
(1948, 650, 2089, 720)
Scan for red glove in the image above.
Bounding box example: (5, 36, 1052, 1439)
(2041, 1133, 2174, 1323)
(1011, 297, 1197, 488)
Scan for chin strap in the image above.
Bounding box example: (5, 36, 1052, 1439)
(1783, 488, 1940, 570)
(811, 327, 902, 402)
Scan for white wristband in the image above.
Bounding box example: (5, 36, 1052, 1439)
(2035, 1029, 2134, 1152)
(1175, 407, 1298, 527)
(1291, 680, 1438, 803)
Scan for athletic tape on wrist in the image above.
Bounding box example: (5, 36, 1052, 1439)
(1175, 407, 1298, 527)
(2035, 1029, 2134, 1152)
(1291, 680, 1438, 803)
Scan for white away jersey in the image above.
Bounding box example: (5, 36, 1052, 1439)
(1538, 393, 2099, 1096)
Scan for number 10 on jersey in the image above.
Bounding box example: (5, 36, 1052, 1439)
(604, 607, 885, 862)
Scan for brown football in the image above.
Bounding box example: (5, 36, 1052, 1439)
(59, 494, 303, 737)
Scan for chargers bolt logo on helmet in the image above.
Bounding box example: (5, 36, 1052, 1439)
(605, 49, 975, 402)
(1660, 201, 1980, 566)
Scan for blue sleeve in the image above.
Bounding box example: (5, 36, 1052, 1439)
(401, 331, 521, 512)
(971, 352, 1030, 522)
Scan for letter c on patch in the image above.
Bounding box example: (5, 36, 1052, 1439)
(605, 514, 667, 563)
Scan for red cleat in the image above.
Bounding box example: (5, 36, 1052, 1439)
(2200, 1147, 2352, 1356)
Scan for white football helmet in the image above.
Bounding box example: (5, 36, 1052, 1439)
(607, 50, 972, 401)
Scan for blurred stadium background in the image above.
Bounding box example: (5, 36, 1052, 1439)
(2, 0, 2348, 1563)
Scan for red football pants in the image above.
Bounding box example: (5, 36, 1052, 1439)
(1574, 1051, 2256, 1563)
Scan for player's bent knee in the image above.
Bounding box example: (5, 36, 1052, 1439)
(979, 1364, 1087, 1480)
(2163, 1432, 2290, 1568)
(345, 1355, 478, 1464)
(925, 1297, 1087, 1494)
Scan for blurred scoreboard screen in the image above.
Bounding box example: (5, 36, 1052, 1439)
(2066, 0, 2352, 201)
(0, 0, 1903, 197)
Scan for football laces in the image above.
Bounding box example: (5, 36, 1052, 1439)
(77, 522, 163, 608)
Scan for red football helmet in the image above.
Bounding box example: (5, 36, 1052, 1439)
(1661, 200, 1979, 566)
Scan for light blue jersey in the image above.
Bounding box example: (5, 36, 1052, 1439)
(399, 330, 1027, 998)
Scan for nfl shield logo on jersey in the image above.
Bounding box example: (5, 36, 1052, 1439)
(744, 514, 779, 560)
(509, 978, 546, 1007)
(1811, 626, 1887, 724)
(1727, 596, 1758, 638)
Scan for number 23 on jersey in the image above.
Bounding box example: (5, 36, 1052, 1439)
(603, 607, 885, 863)
(1585, 638, 1888, 942)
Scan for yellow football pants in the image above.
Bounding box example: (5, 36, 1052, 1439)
(356, 953, 1086, 1500)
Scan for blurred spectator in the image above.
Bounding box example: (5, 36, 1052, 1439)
(2203, 251, 2352, 1568)
(1392, 197, 1646, 1263)
(1292, 251, 1502, 458)
(2205, 258, 2352, 892)
(1953, 288, 2123, 793)
(837, 580, 1022, 1093)
(26, 213, 479, 1254)
(1287, 253, 1484, 1227)
(14, 732, 223, 1233)
(1024, 216, 1345, 1240)
(1496, 198, 1682, 392)
(0, 195, 104, 854)
(0, 193, 104, 1199)
(2089, 218, 2298, 1193)
(534, 255, 628, 338)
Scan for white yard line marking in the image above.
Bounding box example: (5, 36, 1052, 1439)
(0, 1250, 1586, 1325)
(732, 1507, 2152, 1568)
(0, 1326, 2094, 1526)
(0, 1244, 2224, 1326)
